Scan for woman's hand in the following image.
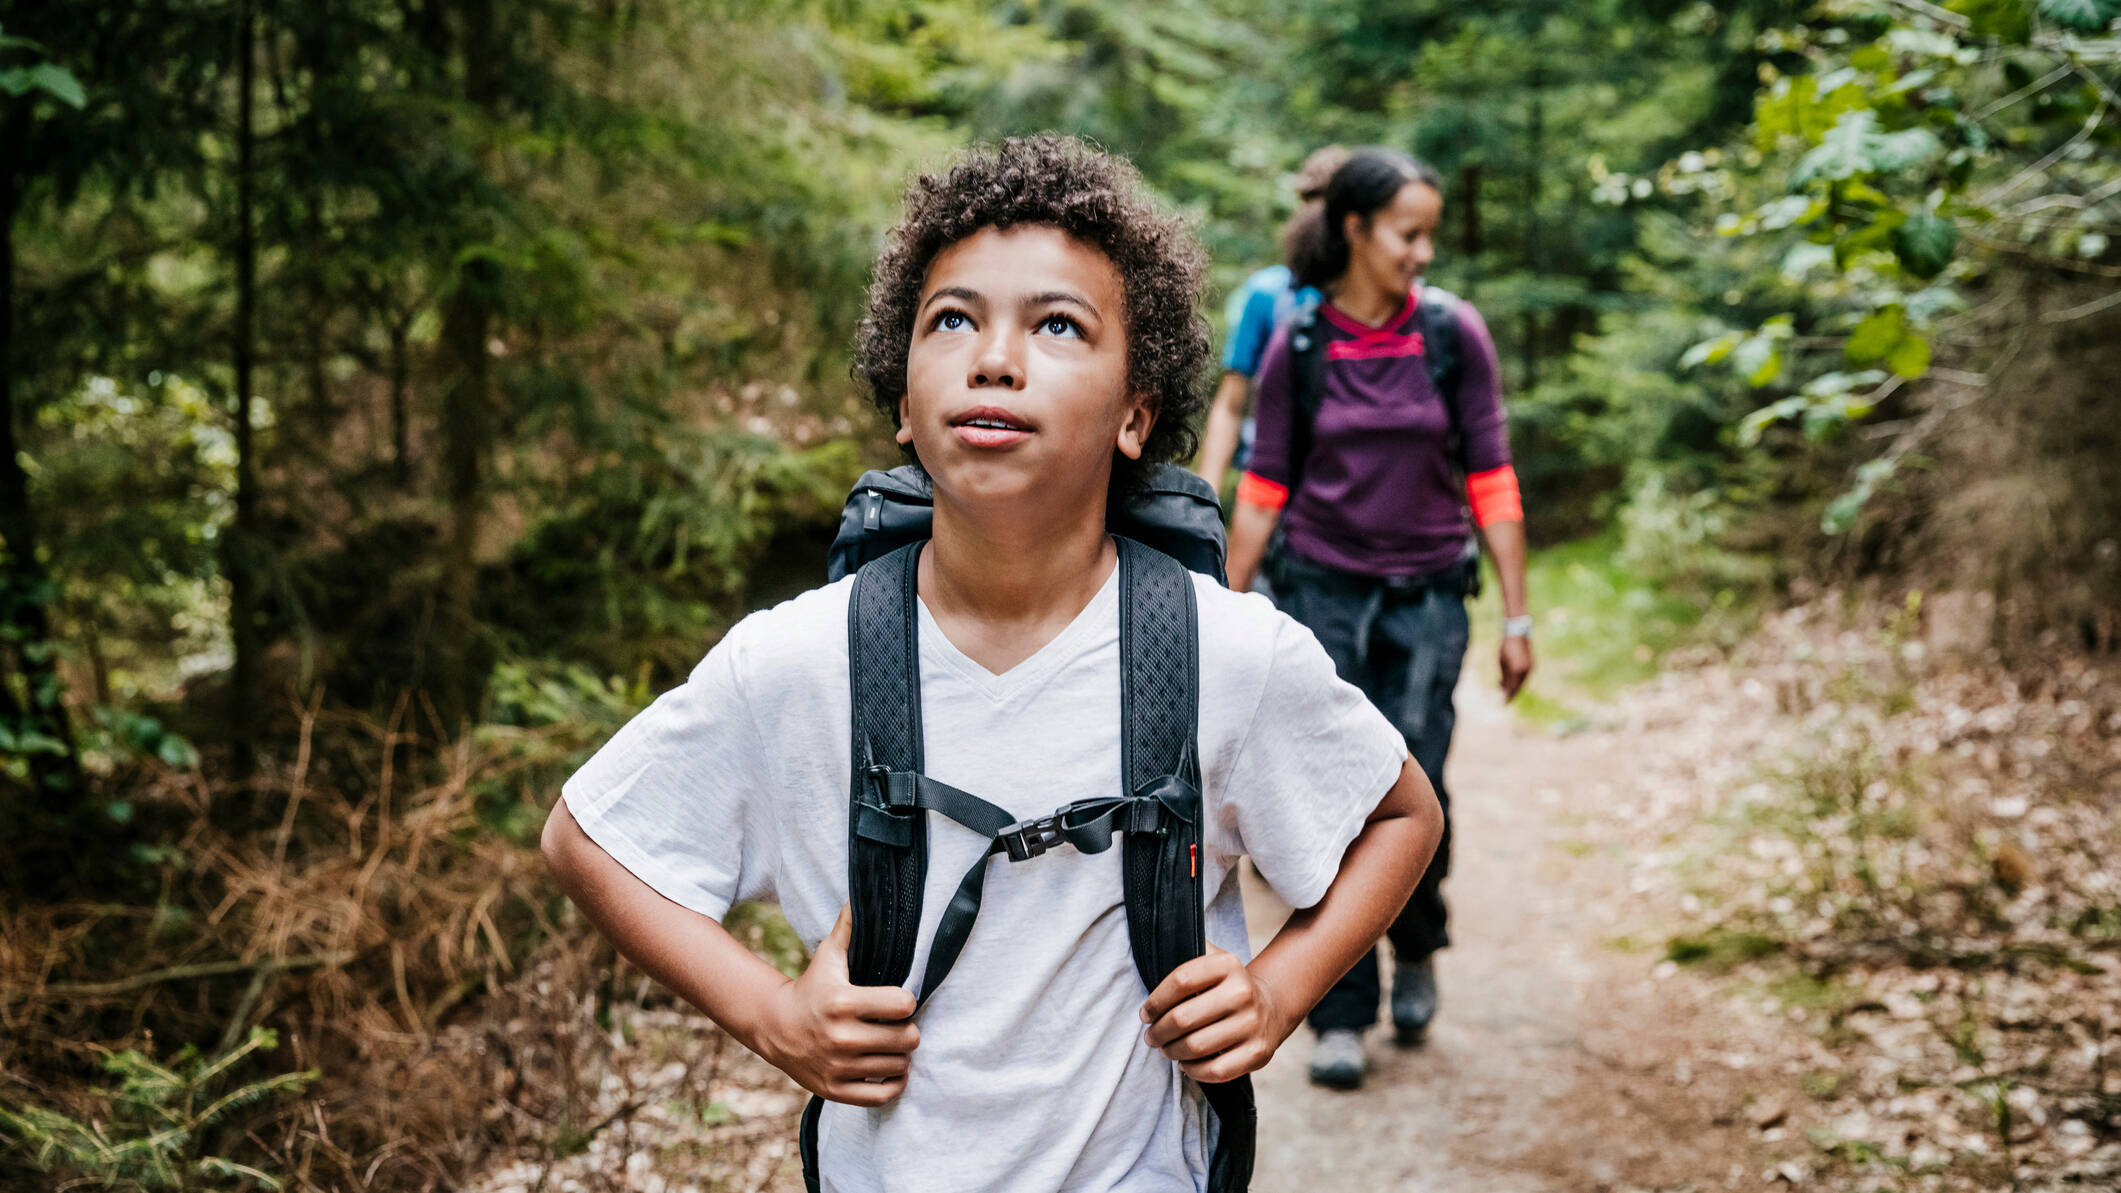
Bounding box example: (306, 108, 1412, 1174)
(1139, 945, 1295, 1083)
(1499, 634, 1533, 702)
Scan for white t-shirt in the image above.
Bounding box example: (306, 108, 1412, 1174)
(561, 562, 1406, 1193)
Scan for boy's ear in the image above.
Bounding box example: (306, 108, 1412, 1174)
(1114, 394, 1156, 461)
(895, 394, 914, 445)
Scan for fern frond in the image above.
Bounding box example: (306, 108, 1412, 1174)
(194, 1155, 287, 1190)
(192, 1071, 318, 1131)
(187, 1027, 277, 1089)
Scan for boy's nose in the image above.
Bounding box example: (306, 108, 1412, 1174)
(970, 342, 1024, 389)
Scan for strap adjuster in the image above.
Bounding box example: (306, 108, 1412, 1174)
(855, 765, 920, 847)
(998, 813, 1065, 862)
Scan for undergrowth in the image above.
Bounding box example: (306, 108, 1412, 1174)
(0, 679, 793, 1192)
(1648, 594, 2121, 1189)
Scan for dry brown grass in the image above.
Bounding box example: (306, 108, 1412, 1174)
(0, 696, 780, 1192)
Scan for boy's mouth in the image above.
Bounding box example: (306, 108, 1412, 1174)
(949, 406, 1035, 449)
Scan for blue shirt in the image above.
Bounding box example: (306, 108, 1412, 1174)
(1222, 265, 1322, 379)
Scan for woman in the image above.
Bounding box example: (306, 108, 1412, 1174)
(1225, 148, 1533, 1090)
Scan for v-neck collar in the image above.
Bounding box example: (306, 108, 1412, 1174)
(1322, 284, 1421, 337)
(915, 560, 1120, 700)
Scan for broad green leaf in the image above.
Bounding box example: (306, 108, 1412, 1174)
(1870, 127, 1944, 173)
(1680, 332, 1742, 369)
(1739, 396, 1810, 446)
(2037, 0, 2119, 31)
(1782, 241, 1837, 280)
(1822, 457, 1902, 534)
(1756, 195, 1820, 230)
(1886, 332, 1932, 378)
(156, 734, 201, 769)
(1907, 286, 1969, 322)
(1885, 27, 1967, 58)
(0, 62, 85, 107)
(1732, 336, 1782, 387)
(1793, 112, 1879, 185)
(1846, 305, 1911, 364)
(1802, 369, 1889, 397)
(1950, 0, 2036, 42)
(1893, 211, 1958, 278)
(1792, 111, 1943, 186)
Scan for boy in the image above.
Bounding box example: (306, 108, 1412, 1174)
(541, 135, 1442, 1192)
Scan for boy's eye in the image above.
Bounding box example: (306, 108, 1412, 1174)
(933, 311, 972, 332)
(1036, 314, 1083, 338)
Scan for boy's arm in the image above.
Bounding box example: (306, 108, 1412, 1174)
(542, 797, 919, 1106)
(1139, 757, 1441, 1082)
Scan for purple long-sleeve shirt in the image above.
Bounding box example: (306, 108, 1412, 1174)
(1244, 286, 1512, 578)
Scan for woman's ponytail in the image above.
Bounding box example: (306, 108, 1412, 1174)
(1283, 202, 1339, 290)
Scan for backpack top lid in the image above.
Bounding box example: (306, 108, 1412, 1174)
(826, 462, 1228, 585)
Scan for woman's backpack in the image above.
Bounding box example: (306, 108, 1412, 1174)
(803, 463, 1255, 1193)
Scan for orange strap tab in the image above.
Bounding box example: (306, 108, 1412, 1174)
(1466, 465, 1523, 527)
(1237, 471, 1289, 511)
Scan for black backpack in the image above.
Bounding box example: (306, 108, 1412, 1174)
(802, 462, 1255, 1193)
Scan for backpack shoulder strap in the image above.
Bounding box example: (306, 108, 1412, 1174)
(1418, 286, 1471, 473)
(805, 540, 930, 1192)
(1114, 539, 1256, 1193)
(844, 541, 929, 986)
(1117, 538, 1205, 987)
(1285, 297, 1326, 498)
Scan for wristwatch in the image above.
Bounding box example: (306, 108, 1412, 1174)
(1501, 615, 1535, 639)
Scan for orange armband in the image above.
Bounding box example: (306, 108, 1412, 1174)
(1237, 471, 1289, 512)
(1466, 465, 1522, 527)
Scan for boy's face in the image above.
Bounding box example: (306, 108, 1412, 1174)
(899, 224, 1152, 510)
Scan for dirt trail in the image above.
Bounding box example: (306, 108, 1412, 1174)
(1242, 677, 1771, 1193)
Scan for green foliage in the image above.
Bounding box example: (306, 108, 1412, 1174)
(0, 24, 85, 108)
(1663, 0, 2121, 529)
(0, 1027, 315, 1191)
(2035, 0, 2119, 32)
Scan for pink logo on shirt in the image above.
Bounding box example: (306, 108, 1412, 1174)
(1326, 332, 1425, 362)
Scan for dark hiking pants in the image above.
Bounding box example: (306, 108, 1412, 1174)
(1269, 546, 1470, 1036)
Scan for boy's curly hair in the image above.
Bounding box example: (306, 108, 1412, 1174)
(854, 135, 1212, 498)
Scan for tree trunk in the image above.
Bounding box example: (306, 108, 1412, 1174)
(226, 0, 262, 775)
(390, 317, 411, 485)
(1457, 164, 1483, 300)
(440, 272, 490, 623)
(1, 100, 86, 893)
(430, 0, 501, 724)
(1521, 62, 1544, 393)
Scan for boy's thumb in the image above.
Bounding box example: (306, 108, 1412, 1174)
(819, 902, 854, 962)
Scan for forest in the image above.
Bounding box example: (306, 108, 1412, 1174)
(3, 0, 2117, 1190)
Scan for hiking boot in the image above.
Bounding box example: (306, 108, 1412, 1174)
(1307, 1028, 1366, 1089)
(1391, 956, 1438, 1047)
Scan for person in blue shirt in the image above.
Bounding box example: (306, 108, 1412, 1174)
(1194, 146, 1347, 492)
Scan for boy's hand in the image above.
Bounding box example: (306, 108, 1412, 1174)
(758, 904, 920, 1107)
(1138, 945, 1293, 1084)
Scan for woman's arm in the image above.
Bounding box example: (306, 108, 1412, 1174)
(1477, 516, 1533, 701)
(1139, 757, 1442, 1081)
(1226, 497, 1280, 594)
(1194, 372, 1251, 492)
(541, 799, 919, 1105)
